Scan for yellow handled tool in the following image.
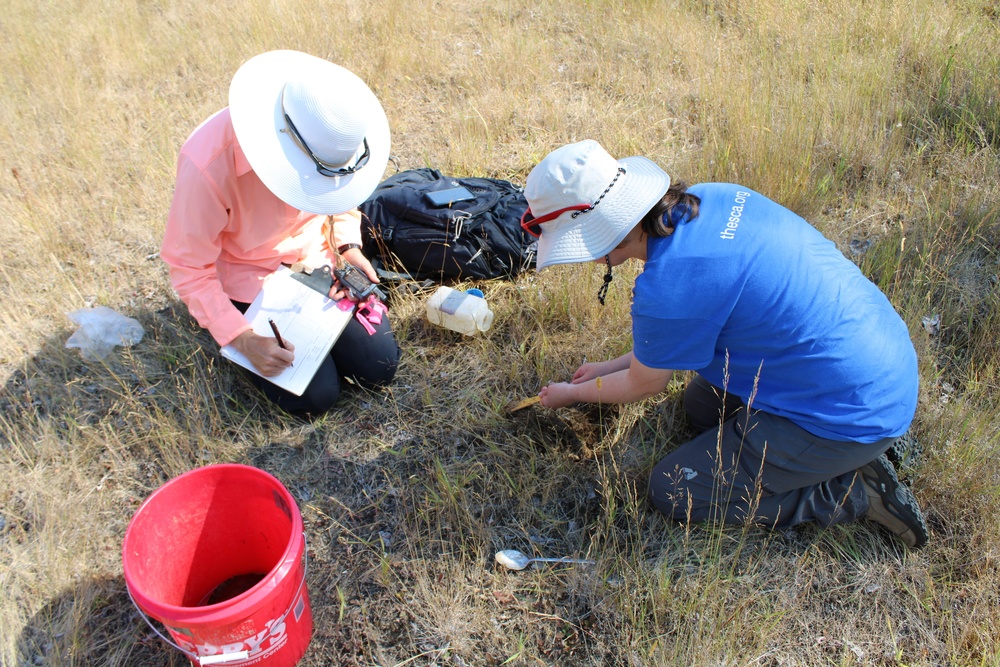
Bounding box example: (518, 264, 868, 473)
(505, 395, 541, 413)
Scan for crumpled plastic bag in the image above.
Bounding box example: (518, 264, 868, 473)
(65, 306, 144, 360)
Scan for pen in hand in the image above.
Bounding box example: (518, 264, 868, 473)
(268, 318, 292, 367)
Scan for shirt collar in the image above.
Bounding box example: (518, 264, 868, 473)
(233, 136, 253, 176)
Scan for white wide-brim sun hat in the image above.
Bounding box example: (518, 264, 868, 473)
(524, 140, 671, 269)
(229, 50, 391, 215)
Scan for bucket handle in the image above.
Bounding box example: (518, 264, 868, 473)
(127, 534, 309, 666)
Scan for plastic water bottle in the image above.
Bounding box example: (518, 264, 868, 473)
(426, 287, 494, 335)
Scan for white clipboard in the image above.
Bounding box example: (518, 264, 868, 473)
(220, 266, 353, 396)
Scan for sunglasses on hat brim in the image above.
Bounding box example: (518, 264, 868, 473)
(519, 166, 626, 237)
(519, 204, 591, 237)
(283, 112, 370, 177)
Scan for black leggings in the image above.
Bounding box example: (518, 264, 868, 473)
(232, 300, 400, 416)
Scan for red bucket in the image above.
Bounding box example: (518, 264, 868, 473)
(122, 464, 312, 666)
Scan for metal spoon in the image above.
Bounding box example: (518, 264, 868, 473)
(494, 549, 596, 570)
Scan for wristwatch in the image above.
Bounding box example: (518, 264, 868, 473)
(337, 243, 363, 254)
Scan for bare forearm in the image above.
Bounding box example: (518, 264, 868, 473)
(569, 368, 664, 404)
(546, 364, 671, 408)
(602, 351, 634, 375)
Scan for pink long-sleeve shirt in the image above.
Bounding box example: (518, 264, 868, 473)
(161, 108, 363, 346)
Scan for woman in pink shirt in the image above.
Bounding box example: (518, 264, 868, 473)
(162, 50, 400, 416)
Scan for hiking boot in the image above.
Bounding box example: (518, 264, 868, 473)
(860, 454, 929, 548)
(885, 430, 923, 473)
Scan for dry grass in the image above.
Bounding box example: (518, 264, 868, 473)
(2, 0, 1000, 665)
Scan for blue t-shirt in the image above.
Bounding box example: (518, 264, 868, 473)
(632, 183, 918, 442)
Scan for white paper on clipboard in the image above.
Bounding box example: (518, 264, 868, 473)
(220, 266, 353, 396)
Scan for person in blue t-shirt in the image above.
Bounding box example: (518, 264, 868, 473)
(521, 140, 928, 548)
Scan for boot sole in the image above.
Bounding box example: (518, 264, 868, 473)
(861, 454, 929, 548)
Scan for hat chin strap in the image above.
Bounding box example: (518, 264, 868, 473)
(597, 255, 613, 305)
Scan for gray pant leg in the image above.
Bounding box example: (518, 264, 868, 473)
(649, 376, 893, 529)
(684, 374, 745, 432)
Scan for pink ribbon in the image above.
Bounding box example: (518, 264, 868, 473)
(353, 296, 387, 335)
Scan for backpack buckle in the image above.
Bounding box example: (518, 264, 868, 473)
(453, 213, 469, 241)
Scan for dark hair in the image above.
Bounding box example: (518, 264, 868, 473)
(639, 181, 700, 238)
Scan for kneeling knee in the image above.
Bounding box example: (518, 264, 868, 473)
(351, 354, 399, 388)
(647, 464, 693, 521)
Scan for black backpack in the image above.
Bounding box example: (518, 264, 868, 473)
(358, 168, 537, 282)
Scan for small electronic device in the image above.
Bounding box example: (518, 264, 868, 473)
(334, 261, 387, 302)
(424, 186, 476, 208)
